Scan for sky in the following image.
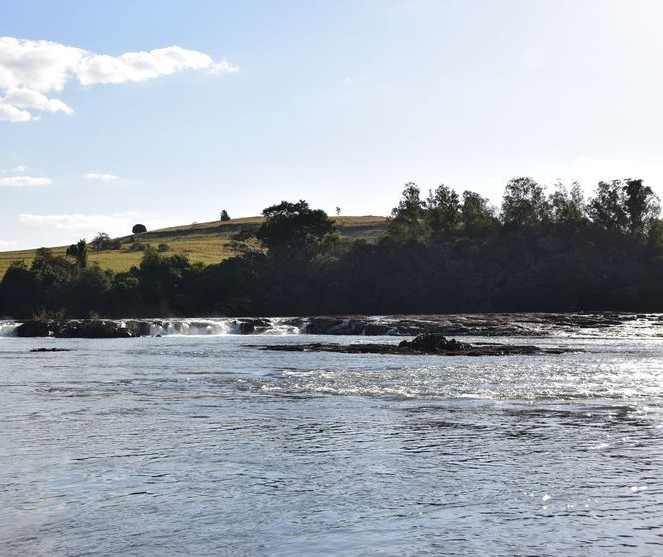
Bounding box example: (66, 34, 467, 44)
(2, 0, 663, 250)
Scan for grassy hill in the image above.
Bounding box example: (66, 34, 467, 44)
(0, 215, 387, 279)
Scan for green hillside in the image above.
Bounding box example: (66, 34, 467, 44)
(0, 216, 387, 278)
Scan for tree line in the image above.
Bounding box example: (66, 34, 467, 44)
(2, 176, 663, 319)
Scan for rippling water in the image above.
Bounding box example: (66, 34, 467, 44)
(1, 326, 663, 555)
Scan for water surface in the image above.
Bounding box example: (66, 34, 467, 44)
(1, 324, 662, 555)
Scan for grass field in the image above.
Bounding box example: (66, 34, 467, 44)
(0, 215, 387, 278)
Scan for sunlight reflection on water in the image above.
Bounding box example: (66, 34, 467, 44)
(1, 333, 662, 555)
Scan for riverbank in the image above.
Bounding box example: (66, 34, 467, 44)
(3, 312, 658, 338)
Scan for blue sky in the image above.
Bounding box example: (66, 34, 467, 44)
(2, 0, 663, 250)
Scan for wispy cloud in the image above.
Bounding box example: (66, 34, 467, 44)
(17, 211, 173, 240)
(0, 175, 51, 186)
(17, 211, 141, 240)
(85, 172, 121, 182)
(0, 36, 239, 122)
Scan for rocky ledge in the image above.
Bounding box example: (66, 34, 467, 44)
(16, 319, 134, 338)
(262, 332, 571, 356)
(10, 312, 656, 338)
(13, 318, 272, 338)
(296, 312, 656, 336)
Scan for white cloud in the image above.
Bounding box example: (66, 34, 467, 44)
(85, 172, 121, 182)
(4, 86, 73, 115)
(0, 36, 238, 122)
(0, 175, 51, 186)
(12, 164, 28, 173)
(0, 102, 32, 122)
(208, 59, 239, 75)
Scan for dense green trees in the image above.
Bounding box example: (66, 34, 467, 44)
(387, 183, 428, 242)
(548, 182, 586, 228)
(387, 183, 498, 242)
(586, 179, 660, 237)
(426, 185, 461, 237)
(256, 200, 337, 261)
(501, 177, 549, 229)
(1, 177, 662, 319)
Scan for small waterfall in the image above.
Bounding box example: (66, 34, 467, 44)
(0, 322, 20, 337)
(262, 318, 302, 335)
(142, 318, 301, 336)
(0, 317, 303, 338)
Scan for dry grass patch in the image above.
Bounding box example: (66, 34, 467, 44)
(0, 215, 387, 279)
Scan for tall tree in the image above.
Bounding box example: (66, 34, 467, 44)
(426, 184, 461, 237)
(387, 182, 428, 242)
(66, 239, 88, 269)
(623, 178, 660, 237)
(461, 191, 497, 236)
(548, 182, 587, 227)
(501, 177, 550, 229)
(587, 180, 630, 234)
(256, 200, 337, 261)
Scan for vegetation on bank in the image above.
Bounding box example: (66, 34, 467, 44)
(1, 177, 663, 318)
(0, 216, 387, 279)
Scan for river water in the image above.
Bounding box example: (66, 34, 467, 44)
(1, 317, 662, 556)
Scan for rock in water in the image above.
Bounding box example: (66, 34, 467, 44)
(399, 332, 470, 352)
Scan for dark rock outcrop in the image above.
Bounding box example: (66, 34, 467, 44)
(238, 319, 271, 334)
(261, 332, 571, 356)
(299, 312, 653, 337)
(398, 332, 468, 352)
(15, 321, 51, 337)
(16, 320, 134, 338)
(11, 312, 655, 339)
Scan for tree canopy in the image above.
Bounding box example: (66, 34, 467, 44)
(2, 178, 663, 319)
(256, 200, 337, 261)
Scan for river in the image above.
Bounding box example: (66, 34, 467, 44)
(1, 317, 662, 555)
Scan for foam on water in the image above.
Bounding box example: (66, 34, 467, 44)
(0, 322, 19, 337)
(148, 319, 238, 336)
(138, 317, 302, 336)
(0, 317, 302, 337)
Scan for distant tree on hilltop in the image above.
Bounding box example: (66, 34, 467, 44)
(91, 232, 120, 251)
(132, 224, 147, 234)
